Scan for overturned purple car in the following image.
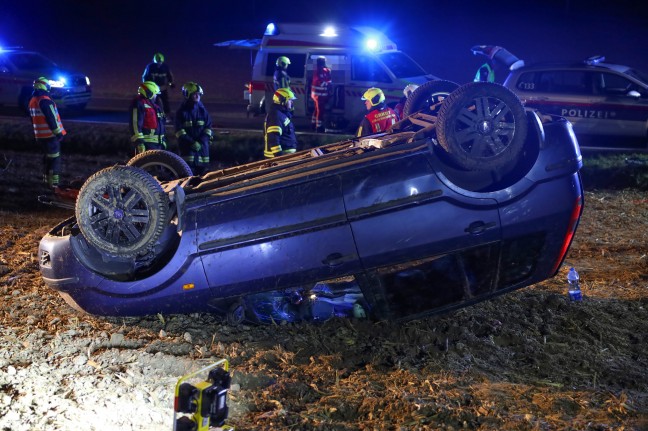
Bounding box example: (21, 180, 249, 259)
(39, 82, 584, 324)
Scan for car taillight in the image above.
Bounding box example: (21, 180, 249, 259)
(550, 194, 583, 275)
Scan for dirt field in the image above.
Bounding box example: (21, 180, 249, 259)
(0, 148, 647, 430)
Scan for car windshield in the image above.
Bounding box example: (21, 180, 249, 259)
(625, 68, 648, 85)
(378, 51, 427, 78)
(6, 52, 57, 70)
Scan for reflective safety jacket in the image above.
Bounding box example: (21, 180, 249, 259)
(28, 91, 66, 140)
(175, 100, 213, 165)
(142, 62, 174, 89)
(129, 94, 166, 145)
(264, 105, 297, 158)
(356, 104, 398, 137)
(311, 67, 332, 97)
(273, 67, 291, 90)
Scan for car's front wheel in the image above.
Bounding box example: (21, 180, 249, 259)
(436, 82, 527, 171)
(75, 165, 170, 257)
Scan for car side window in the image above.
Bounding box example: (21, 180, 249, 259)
(265, 53, 306, 80)
(522, 71, 591, 95)
(351, 55, 391, 83)
(597, 72, 639, 96)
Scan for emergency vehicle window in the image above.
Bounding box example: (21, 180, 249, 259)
(377, 52, 427, 78)
(541, 70, 590, 95)
(516, 72, 539, 91)
(351, 55, 391, 83)
(598, 72, 636, 95)
(265, 53, 306, 80)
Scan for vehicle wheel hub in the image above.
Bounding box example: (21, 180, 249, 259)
(479, 120, 493, 134)
(113, 208, 125, 219)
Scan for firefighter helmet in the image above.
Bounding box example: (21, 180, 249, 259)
(33, 77, 50, 92)
(316, 56, 327, 68)
(139, 81, 161, 99)
(403, 84, 419, 98)
(276, 56, 291, 68)
(272, 88, 296, 106)
(361, 87, 385, 107)
(182, 82, 204, 99)
(153, 52, 165, 63)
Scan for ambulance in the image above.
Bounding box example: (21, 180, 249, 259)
(217, 23, 440, 132)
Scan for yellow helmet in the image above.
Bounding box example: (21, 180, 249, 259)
(182, 82, 204, 99)
(362, 87, 385, 107)
(139, 81, 161, 99)
(276, 56, 291, 68)
(153, 52, 165, 63)
(272, 87, 296, 106)
(33, 76, 50, 92)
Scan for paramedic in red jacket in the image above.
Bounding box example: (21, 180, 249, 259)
(310, 56, 332, 133)
(356, 87, 398, 137)
(28, 77, 66, 188)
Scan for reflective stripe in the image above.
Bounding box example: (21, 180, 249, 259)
(267, 125, 282, 135)
(29, 95, 66, 139)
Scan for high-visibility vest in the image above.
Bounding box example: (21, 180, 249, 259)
(29, 95, 66, 140)
(365, 106, 398, 134)
(311, 68, 332, 97)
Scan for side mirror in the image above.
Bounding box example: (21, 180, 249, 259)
(626, 90, 641, 98)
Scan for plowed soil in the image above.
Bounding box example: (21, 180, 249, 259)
(0, 149, 647, 431)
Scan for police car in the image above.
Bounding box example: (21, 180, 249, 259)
(503, 55, 648, 149)
(0, 47, 91, 110)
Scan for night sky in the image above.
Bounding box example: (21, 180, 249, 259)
(2, 0, 648, 101)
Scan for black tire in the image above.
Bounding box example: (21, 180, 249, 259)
(127, 150, 193, 181)
(436, 82, 527, 171)
(75, 165, 170, 257)
(402, 80, 460, 117)
(226, 301, 246, 326)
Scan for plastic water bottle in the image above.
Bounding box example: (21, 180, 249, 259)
(567, 267, 582, 301)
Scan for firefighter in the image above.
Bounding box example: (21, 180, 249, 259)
(310, 56, 332, 133)
(175, 82, 213, 176)
(273, 56, 291, 90)
(28, 76, 66, 189)
(393, 84, 419, 120)
(142, 52, 175, 121)
(264, 88, 298, 159)
(129, 81, 167, 154)
(356, 87, 398, 137)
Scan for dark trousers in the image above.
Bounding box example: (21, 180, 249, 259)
(40, 137, 61, 186)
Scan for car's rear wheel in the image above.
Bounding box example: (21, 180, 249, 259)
(436, 82, 527, 171)
(75, 165, 170, 257)
(127, 150, 193, 181)
(402, 80, 460, 117)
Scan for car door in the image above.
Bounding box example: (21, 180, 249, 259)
(340, 153, 502, 318)
(197, 174, 361, 298)
(593, 71, 648, 137)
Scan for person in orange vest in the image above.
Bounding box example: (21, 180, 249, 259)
(129, 81, 167, 154)
(28, 77, 66, 189)
(356, 87, 398, 137)
(310, 56, 332, 133)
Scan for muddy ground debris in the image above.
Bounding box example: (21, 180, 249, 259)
(0, 149, 647, 430)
